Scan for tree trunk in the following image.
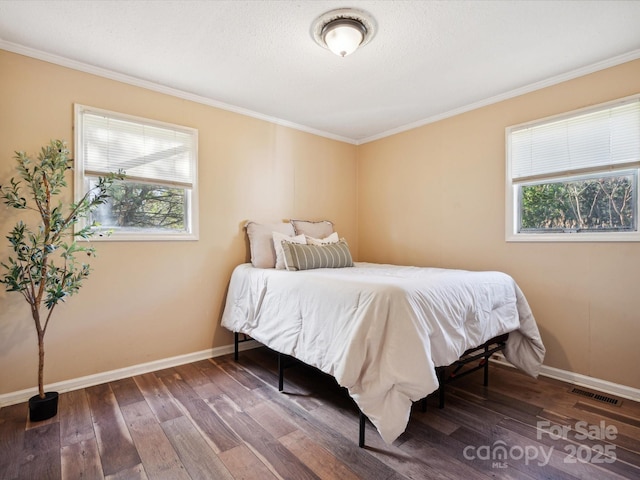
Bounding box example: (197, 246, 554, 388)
(38, 331, 45, 399)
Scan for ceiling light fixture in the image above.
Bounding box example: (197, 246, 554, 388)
(312, 8, 376, 57)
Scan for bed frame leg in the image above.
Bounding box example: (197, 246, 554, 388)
(437, 368, 445, 409)
(359, 411, 366, 447)
(278, 353, 284, 392)
(483, 344, 490, 387)
(234, 332, 239, 362)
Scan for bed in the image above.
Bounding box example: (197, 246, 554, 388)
(220, 260, 545, 445)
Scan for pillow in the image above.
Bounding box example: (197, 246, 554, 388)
(305, 231, 339, 246)
(273, 232, 306, 269)
(290, 219, 334, 238)
(282, 239, 354, 271)
(245, 221, 295, 268)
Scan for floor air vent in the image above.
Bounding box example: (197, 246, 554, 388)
(570, 387, 621, 406)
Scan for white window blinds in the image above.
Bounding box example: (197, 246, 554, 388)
(510, 98, 640, 181)
(79, 108, 196, 188)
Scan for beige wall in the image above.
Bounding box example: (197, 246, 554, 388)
(0, 50, 357, 395)
(2, 48, 639, 397)
(357, 59, 640, 390)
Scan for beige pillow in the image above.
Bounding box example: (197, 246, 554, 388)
(290, 219, 334, 238)
(305, 231, 339, 245)
(245, 221, 295, 268)
(282, 239, 354, 271)
(273, 232, 306, 269)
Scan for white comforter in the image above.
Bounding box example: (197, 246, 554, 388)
(221, 262, 545, 444)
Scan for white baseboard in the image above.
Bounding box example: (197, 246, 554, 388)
(491, 354, 640, 403)
(3, 343, 638, 407)
(0, 340, 261, 407)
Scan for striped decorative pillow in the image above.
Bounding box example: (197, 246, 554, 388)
(282, 239, 353, 271)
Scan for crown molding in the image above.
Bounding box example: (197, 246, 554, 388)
(358, 48, 640, 145)
(0, 39, 357, 145)
(2, 39, 639, 147)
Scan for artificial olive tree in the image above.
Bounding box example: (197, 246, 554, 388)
(0, 140, 122, 400)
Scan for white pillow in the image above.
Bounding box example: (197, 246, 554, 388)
(305, 232, 339, 246)
(273, 232, 306, 269)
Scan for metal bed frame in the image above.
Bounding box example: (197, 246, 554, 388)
(233, 332, 509, 447)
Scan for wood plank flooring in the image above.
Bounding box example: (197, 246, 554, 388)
(1, 347, 639, 479)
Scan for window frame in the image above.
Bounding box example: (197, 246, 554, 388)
(505, 94, 640, 243)
(74, 104, 199, 241)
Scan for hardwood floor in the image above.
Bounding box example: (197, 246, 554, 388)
(1, 347, 639, 479)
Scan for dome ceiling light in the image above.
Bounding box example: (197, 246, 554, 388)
(312, 8, 377, 57)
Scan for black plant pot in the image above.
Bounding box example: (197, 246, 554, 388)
(28, 391, 59, 422)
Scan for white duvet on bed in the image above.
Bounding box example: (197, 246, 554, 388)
(220, 262, 545, 444)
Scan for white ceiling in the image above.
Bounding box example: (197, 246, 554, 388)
(1, 0, 640, 144)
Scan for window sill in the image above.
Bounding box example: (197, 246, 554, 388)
(506, 232, 640, 242)
(86, 231, 199, 242)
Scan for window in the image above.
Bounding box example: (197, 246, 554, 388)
(74, 105, 198, 240)
(506, 95, 640, 242)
